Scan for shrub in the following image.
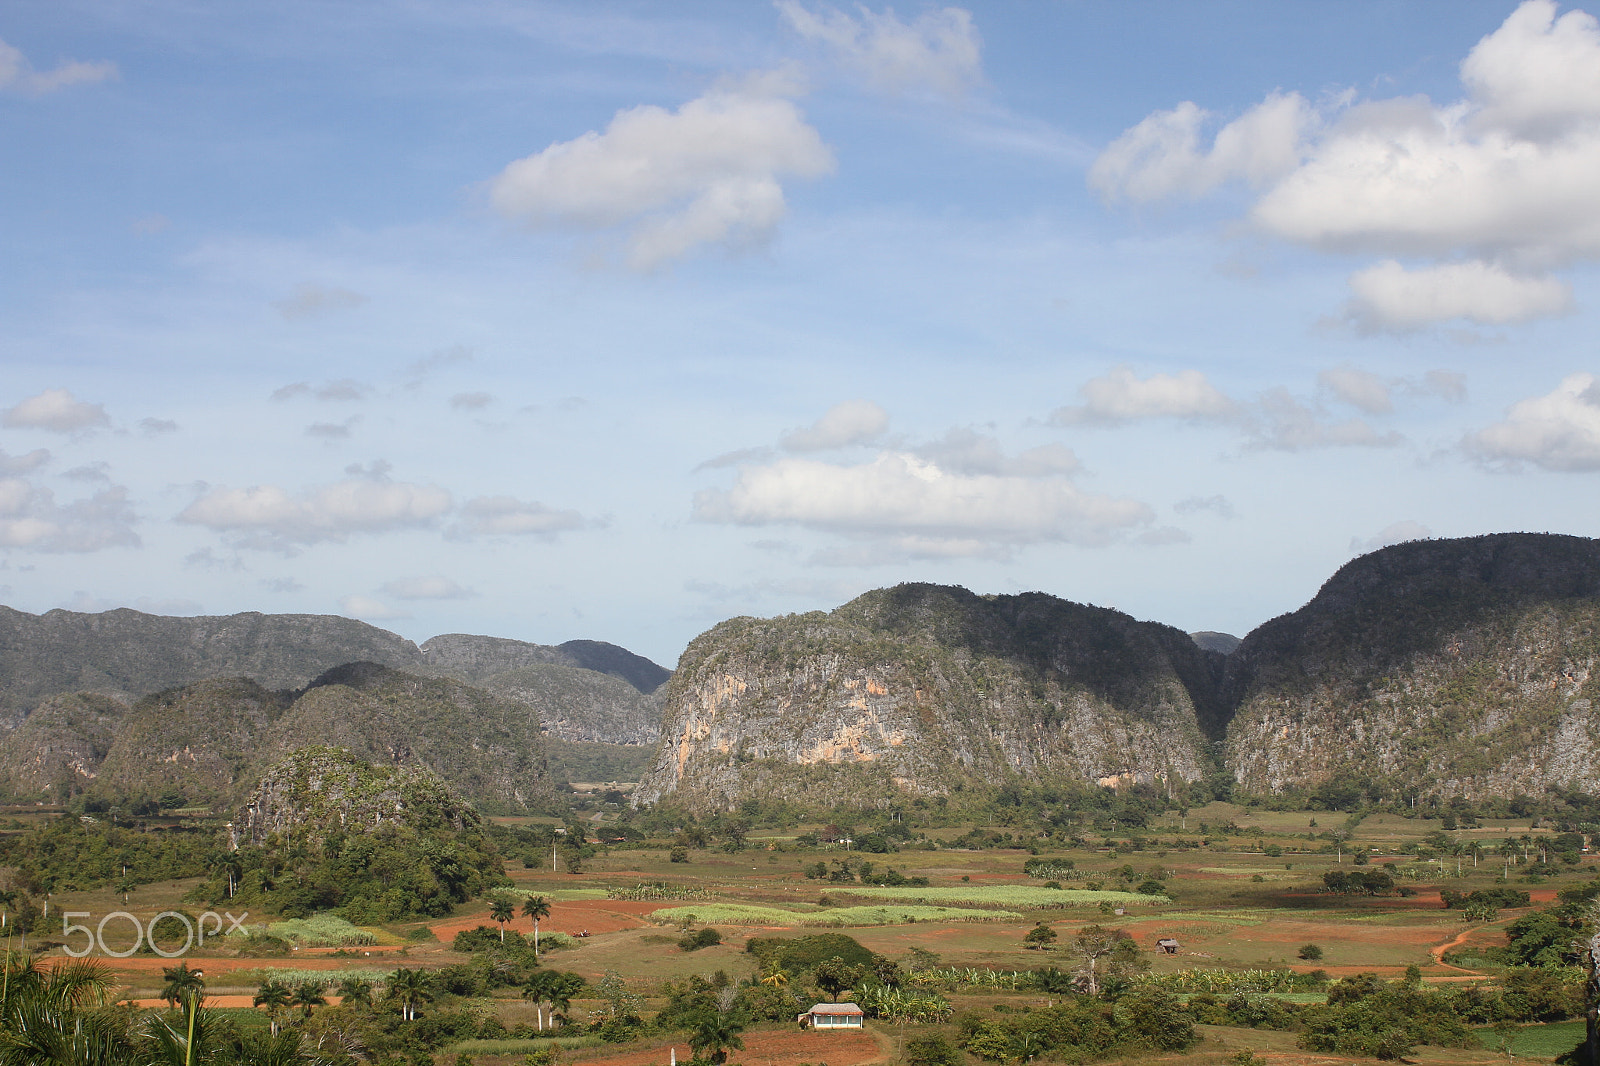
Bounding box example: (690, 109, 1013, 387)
(679, 928, 723, 952)
(1298, 944, 1324, 961)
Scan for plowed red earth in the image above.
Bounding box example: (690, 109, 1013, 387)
(572, 1029, 882, 1066)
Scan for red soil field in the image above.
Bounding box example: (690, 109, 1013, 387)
(429, 898, 661, 942)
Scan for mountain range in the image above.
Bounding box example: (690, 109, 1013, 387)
(2, 532, 1595, 813)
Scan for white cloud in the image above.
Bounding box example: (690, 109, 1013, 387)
(379, 575, 476, 600)
(449, 496, 591, 538)
(1049, 367, 1236, 426)
(339, 594, 410, 621)
(139, 417, 178, 435)
(450, 392, 493, 411)
(307, 418, 359, 440)
(693, 450, 1153, 560)
(914, 428, 1080, 476)
(1318, 366, 1393, 414)
(1419, 369, 1470, 403)
(1174, 495, 1234, 518)
(1089, 92, 1314, 202)
(1093, 0, 1600, 328)
(776, 2, 983, 99)
(0, 478, 138, 553)
(272, 379, 368, 402)
(488, 77, 834, 269)
(3, 388, 110, 433)
(273, 284, 368, 320)
(62, 592, 202, 615)
(0, 448, 49, 475)
(1246, 389, 1403, 451)
(1345, 260, 1572, 330)
(1464, 371, 1600, 470)
(779, 399, 889, 451)
(1351, 520, 1434, 554)
(177, 475, 452, 548)
(0, 36, 116, 96)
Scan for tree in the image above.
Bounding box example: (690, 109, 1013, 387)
(1299, 944, 1325, 961)
(760, 968, 790, 989)
(1023, 923, 1057, 950)
(813, 957, 860, 1001)
(1069, 925, 1143, 997)
(0, 957, 132, 1066)
(159, 962, 205, 1010)
(335, 976, 373, 1009)
(489, 895, 516, 944)
(386, 968, 432, 1022)
(689, 1008, 747, 1065)
(523, 970, 556, 1031)
(522, 896, 552, 958)
(254, 979, 292, 1036)
(1582, 897, 1600, 1066)
(290, 981, 327, 1020)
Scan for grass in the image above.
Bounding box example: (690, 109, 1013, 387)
(446, 1037, 601, 1054)
(1476, 1020, 1584, 1058)
(265, 915, 377, 946)
(494, 888, 611, 901)
(833, 885, 1169, 907)
(652, 903, 1022, 926)
(226, 968, 395, 988)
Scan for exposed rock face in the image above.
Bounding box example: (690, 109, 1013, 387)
(0, 692, 130, 796)
(239, 745, 479, 846)
(634, 584, 1223, 811)
(1222, 533, 1600, 798)
(478, 664, 663, 745)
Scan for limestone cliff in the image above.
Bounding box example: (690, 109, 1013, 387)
(1223, 533, 1600, 798)
(634, 583, 1222, 811)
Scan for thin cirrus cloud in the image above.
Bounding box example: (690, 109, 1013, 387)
(273, 283, 368, 321)
(1351, 520, 1434, 554)
(0, 36, 116, 96)
(338, 594, 409, 621)
(447, 496, 593, 539)
(379, 575, 476, 600)
(1090, 0, 1600, 331)
(487, 69, 835, 270)
(3, 388, 110, 433)
(776, 1, 983, 100)
(1463, 371, 1600, 471)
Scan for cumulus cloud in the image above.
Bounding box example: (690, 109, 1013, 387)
(177, 473, 452, 549)
(0, 36, 116, 95)
(338, 595, 409, 621)
(0, 478, 138, 553)
(273, 284, 368, 320)
(693, 450, 1154, 560)
(1246, 389, 1404, 451)
(3, 389, 109, 433)
(379, 575, 476, 600)
(1049, 367, 1236, 426)
(1345, 260, 1573, 330)
(449, 496, 592, 539)
(1092, 0, 1600, 329)
(1318, 366, 1394, 414)
(1420, 370, 1470, 403)
(1464, 371, 1600, 470)
(779, 399, 889, 451)
(776, 2, 982, 99)
(914, 428, 1080, 476)
(1351, 520, 1434, 554)
(0, 448, 49, 475)
(488, 75, 834, 269)
(1089, 92, 1314, 201)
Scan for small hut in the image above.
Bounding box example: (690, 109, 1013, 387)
(1156, 938, 1180, 955)
(798, 1003, 865, 1029)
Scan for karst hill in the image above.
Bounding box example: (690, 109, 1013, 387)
(636, 533, 1600, 810)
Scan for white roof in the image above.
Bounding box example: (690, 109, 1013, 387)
(807, 1003, 863, 1014)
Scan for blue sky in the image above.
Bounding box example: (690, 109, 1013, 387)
(4, 0, 1600, 667)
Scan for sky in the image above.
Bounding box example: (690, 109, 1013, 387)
(4, 0, 1600, 669)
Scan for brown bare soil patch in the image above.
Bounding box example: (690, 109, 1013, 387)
(571, 1029, 882, 1066)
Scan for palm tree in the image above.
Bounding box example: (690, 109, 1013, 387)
(489, 895, 516, 944)
(0, 956, 133, 1066)
(0, 889, 16, 930)
(254, 978, 292, 1036)
(689, 1009, 747, 1065)
(546, 972, 586, 1029)
(759, 968, 790, 989)
(290, 981, 327, 1021)
(160, 962, 205, 1010)
(522, 970, 555, 1031)
(521, 896, 551, 958)
(334, 976, 373, 1009)
(386, 968, 432, 1022)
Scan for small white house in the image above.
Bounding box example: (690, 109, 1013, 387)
(798, 1003, 864, 1029)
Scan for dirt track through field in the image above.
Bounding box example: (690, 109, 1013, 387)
(569, 1029, 884, 1066)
